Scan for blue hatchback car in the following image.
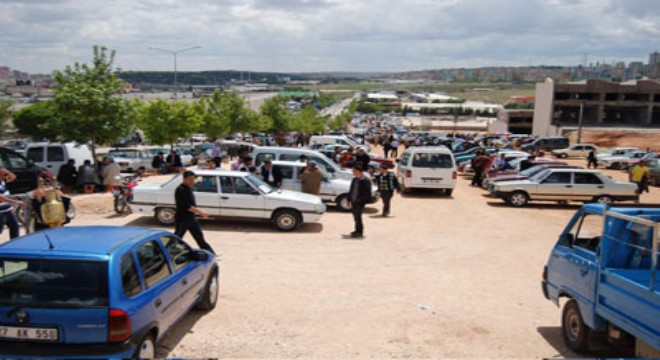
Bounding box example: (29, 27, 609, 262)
(0, 226, 218, 359)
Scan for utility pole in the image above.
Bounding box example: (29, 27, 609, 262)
(148, 45, 201, 98)
(577, 102, 584, 144)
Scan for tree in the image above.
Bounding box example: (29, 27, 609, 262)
(0, 99, 15, 134)
(260, 96, 292, 132)
(290, 105, 326, 133)
(12, 101, 63, 140)
(139, 99, 203, 147)
(52, 45, 137, 162)
(200, 90, 270, 139)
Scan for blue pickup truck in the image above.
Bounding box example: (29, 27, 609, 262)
(542, 204, 659, 357)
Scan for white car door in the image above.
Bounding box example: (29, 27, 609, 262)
(535, 171, 573, 200)
(218, 175, 267, 219)
(191, 175, 222, 216)
(571, 172, 605, 201)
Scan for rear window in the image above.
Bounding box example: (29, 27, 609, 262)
(411, 153, 453, 168)
(0, 258, 108, 308)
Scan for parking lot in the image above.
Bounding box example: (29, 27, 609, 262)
(2, 158, 657, 358)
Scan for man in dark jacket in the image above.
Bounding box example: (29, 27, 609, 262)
(354, 148, 371, 171)
(175, 171, 215, 254)
(57, 159, 78, 193)
(373, 165, 400, 217)
(261, 160, 283, 188)
(166, 150, 183, 173)
(348, 166, 372, 238)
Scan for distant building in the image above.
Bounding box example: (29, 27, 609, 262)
(533, 78, 660, 136)
(650, 52, 660, 78)
(0, 66, 9, 80)
(366, 92, 399, 101)
(491, 109, 534, 134)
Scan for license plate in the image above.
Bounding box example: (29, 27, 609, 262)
(423, 178, 441, 184)
(112, 190, 120, 196)
(0, 325, 59, 342)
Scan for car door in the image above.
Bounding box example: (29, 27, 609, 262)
(536, 171, 573, 200)
(218, 175, 267, 219)
(547, 212, 601, 303)
(134, 240, 179, 331)
(277, 165, 298, 192)
(572, 172, 605, 201)
(191, 175, 221, 216)
(160, 236, 206, 315)
(569, 145, 583, 157)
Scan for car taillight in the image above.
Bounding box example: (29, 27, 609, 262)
(108, 309, 131, 342)
(405, 171, 411, 178)
(452, 171, 457, 180)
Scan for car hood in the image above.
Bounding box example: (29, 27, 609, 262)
(491, 175, 528, 182)
(266, 189, 323, 205)
(493, 179, 536, 188)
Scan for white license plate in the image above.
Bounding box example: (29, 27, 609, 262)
(0, 325, 59, 342)
(423, 179, 441, 184)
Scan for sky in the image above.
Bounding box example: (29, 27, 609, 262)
(1, 0, 659, 74)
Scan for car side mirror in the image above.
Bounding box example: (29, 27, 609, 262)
(191, 250, 210, 261)
(559, 233, 574, 247)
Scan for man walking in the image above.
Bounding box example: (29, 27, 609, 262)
(630, 160, 649, 196)
(175, 171, 215, 254)
(587, 150, 598, 169)
(348, 166, 372, 238)
(373, 165, 400, 217)
(0, 168, 24, 239)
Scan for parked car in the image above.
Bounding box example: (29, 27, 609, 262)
(520, 136, 569, 152)
(623, 152, 660, 171)
(145, 147, 193, 167)
(596, 147, 639, 161)
(598, 151, 648, 169)
(490, 168, 638, 207)
(0, 226, 218, 359)
(24, 142, 94, 175)
(107, 148, 152, 173)
(130, 170, 326, 231)
(251, 146, 353, 180)
(647, 159, 660, 186)
(2, 139, 30, 153)
(270, 161, 378, 211)
(483, 163, 575, 191)
(308, 135, 370, 153)
(551, 144, 598, 158)
(542, 205, 659, 357)
(0, 147, 52, 194)
(396, 146, 457, 196)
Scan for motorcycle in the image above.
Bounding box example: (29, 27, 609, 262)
(113, 176, 139, 214)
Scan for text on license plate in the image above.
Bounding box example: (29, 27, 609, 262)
(0, 325, 59, 341)
(422, 178, 442, 183)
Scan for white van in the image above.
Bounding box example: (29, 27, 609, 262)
(251, 146, 353, 180)
(397, 146, 457, 196)
(25, 142, 94, 174)
(308, 135, 370, 153)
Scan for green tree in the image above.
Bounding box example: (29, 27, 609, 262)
(139, 99, 203, 147)
(291, 105, 326, 133)
(52, 46, 136, 162)
(0, 99, 15, 134)
(200, 90, 269, 138)
(260, 96, 292, 132)
(12, 101, 63, 140)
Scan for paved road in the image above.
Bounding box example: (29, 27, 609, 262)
(320, 93, 359, 119)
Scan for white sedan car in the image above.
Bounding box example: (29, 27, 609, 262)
(551, 144, 598, 158)
(130, 170, 326, 231)
(107, 148, 152, 173)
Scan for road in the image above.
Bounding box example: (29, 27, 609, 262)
(2, 157, 655, 358)
(320, 93, 359, 119)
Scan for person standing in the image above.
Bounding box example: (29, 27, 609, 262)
(78, 159, 97, 193)
(151, 152, 167, 174)
(175, 171, 215, 254)
(238, 156, 253, 172)
(630, 160, 649, 196)
(587, 150, 598, 169)
(348, 166, 372, 238)
(373, 165, 400, 217)
(57, 159, 78, 193)
(354, 148, 371, 172)
(390, 138, 399, 158)
(383, 138, 391, 159)
(300, 162, 323, 195)
(100, 157, 121, 192)
(166, 150, 183, 173)
(261, 160, 282, 188)
(0, 168, 24, 239)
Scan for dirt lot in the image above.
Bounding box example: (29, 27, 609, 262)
(2, 159, 658, 358)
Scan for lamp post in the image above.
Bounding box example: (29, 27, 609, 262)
(148, 45, 201, 98)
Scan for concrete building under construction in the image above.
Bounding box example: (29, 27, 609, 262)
(533, 78, 660, 136)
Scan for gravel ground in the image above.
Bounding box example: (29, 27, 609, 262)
(2, 158, 657, 358)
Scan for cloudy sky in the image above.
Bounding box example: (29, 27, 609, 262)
(1, 0, 658, 74)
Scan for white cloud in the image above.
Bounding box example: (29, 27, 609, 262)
(0, 0, 657, 73)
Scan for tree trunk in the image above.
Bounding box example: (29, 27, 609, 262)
(91, 139, 98, 166)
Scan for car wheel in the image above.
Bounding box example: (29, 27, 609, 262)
(272, 209, 301, 232)
(155, 207, 176, 225)
(562, 299, 590, 353)
(336, 194, 352, 212)
(133, 333, 156, 359)
(444, 189, 453, 197)
(594, 195, 613, 205)
(507, 191, 529, 207)
(196, 269, 219, 311)
(559, 153, 568, 158)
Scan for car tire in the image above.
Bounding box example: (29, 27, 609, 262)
(507, 191, 529, 207)
(155, 207, 176, 225)
(336, 194, 352, 212)
(594, 195, 613, 205)
(559, 153, 568, 158)
(272, 209, 301, 232)
(133, 333, 156, 359)
(562, 299, 590, 353)
(444, 189, 453, 197)
(196, 269, 219, 311)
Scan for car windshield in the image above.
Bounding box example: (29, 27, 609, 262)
(244, 174, 275, 193)
(108, 150, 141, 159)
(411, 153, 453, 168)
(529, 169, 552, 182)
(519, 165, 545, 176)
(0, 258, 108, 308)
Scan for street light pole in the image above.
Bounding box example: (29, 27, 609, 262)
(148, 45, 201, 98)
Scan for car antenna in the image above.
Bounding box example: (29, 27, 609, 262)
(43, 232, 55, 250)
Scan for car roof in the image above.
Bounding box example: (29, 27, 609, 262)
(271, 160, 305, 167)
(0, 226, 164, 257)
(403, 146, 452, 153)
(545, 168, 600, 173)
(192, 169, 249, 177)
